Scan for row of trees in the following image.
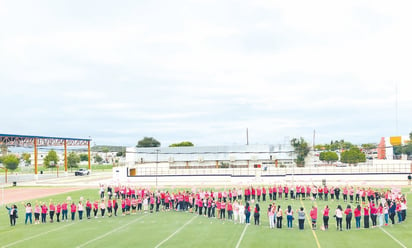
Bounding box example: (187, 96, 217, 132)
(0, 151, 106, 172)
(136, 137, 194, 148)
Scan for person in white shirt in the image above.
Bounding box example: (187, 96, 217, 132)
(233, 201, 239, 222)
(238, 201, 245, 224)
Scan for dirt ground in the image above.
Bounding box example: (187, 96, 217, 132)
(1, 187, 85, 205)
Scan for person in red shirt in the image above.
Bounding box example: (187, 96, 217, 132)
(269, 187, 273, 201)
(254, 203, 260, 225)
(86, 200, 92, 219)
(310, 205, 317, 230)
(363, 204, 370, 228)
(256, 188, 261, 202)
(56, 202, 61, 222)
(354, 205, 361, 229)
(62, 202, 68, 222)
(49, 202, 55, 223)
(70, 202, 76, 221)
(323, 205, 330, 229)
(113, 199, 119, 216)
(41, 203, 48, 224)
(220, 201, 226, 219)
(262, 187, 266, 202)
(227, 201, 233, 220)
(344, 205, 352, 230)
(107, 199, 113, 217)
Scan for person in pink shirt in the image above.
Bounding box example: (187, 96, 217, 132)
(93, 200, 99, 218)
(310, 205, 318, 230)
(49, 202, 55, 223)
(107, 199, 113, 217)
(354, 205, 361, 229)
(113, 199, 119, 216)
(70, 202, 76, 221)
(85, 200, 92, 219)
(34, 204, 41, 224)
(344, 205, 352, 230)
(24, 202, 33, 224)
(100, 200, 106, 218)
(41, 203, 48, 224)
(56, 203, 61, 222)
(61, 202, 68, 222)
(323, 205, 330, 229)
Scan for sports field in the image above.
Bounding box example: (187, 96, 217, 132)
(0, 187, 411, 248)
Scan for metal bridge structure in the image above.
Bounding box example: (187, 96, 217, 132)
(0, 134, 91, 175)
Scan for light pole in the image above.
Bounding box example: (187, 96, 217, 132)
(156, 149, 159, 189)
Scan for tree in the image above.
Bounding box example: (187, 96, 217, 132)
(319, 151, 339, 164)
(67, 152, 80, 168)
(43, 150, 59, 168)
(94, 154, 103, 164)
(101, 147, 110, 162)
(290, 137, 310, 167)
(22, 152, 31, 166)
(169, 141, 194, 147)
(79, 154, 89, 162)
(361, 143, 377, 150)
(393, 145, 403, 156)
(403, 143, 412, 157)
(2, 154, 19, 171)
(340, 147, 366, 165)
(1, 144, 8, 156)
(329, 140, 354, 151)
(137, 137, 161, 147)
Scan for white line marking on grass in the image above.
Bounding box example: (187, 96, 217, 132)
(235, 224, 248, 248)
(3, 223, 75, 248)
(379, 227, 407, 248)
(154, 215, 197, 248)
(77, 215, 146, 248)
(300, 200, 321, 248)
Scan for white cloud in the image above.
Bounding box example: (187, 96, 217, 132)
(1, 0, 411, 146)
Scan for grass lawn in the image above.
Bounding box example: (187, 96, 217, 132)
(0, 188, 411, 248)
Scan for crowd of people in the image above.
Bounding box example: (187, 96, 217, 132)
(5, 184, 408, 232)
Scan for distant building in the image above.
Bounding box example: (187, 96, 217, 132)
(126, 144, 295, 168)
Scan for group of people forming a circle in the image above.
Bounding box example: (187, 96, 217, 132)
(5, 184, 408, 231)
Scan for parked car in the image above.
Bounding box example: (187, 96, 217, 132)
(75, 168, 89, 176)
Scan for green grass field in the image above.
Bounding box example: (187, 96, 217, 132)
(0, 188, 411, 248)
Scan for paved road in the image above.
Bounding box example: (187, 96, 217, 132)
(0, 171, 113, 187)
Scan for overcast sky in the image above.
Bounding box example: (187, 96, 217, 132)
(1, 1, 411, 147)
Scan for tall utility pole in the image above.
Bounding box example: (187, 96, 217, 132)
(246, 128, 249, 145)
(313, 129, 316, 150)
(155, 149, 159, 189)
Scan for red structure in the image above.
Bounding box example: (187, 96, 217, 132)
(0, 134, 91, 175)
(377, 137, 386, 159)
